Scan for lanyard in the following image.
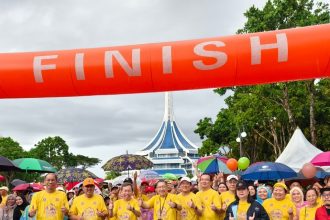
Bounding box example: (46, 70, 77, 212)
(159, 195, 168, 220)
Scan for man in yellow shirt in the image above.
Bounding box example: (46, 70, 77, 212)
(140, 179, 182, 220)
(219, 174, 238, 220)
(69, 178, 108, 219)
(109, 182, 141, 220)
(177, 177, 202, 220)
(196, 174, 222, 220)
(29, 173, 69, 220)
(0, 186, 8, 207)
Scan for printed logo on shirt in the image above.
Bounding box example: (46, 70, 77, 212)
(83, 207, 96, 218)
(45, 203, 57, 217)
(270, 209, 283, 220)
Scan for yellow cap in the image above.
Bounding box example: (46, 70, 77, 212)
(274, 182, 288, 191)
(83, 178, 95, 186)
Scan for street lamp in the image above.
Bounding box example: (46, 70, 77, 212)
(236, 129, 247, 157)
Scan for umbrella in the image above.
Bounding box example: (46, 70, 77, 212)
(11, 179, 27, 187)
(12, 183, 44, 192)
(311, 151, 330, 166)
(102, 154, 153, 173)
(241, 162, 297, 181)
(162, 173, 177, 180)
(13, 158, 57, 173)
(139, 170, 161, 180)
(197, 155, 232, 174)
(56, 167, 98, 183)
(0, 156, 20, 171)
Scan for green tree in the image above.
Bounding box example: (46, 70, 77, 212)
(105, 170, 121, 180)
(70, 154, 101, 169)
(0, 137, 27, 159)
(195, 0, 330, 162)
(29, 136, 71, 170)
(29, 136, 101, 170)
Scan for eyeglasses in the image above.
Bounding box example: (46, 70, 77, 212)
(322, 193, 330, 198)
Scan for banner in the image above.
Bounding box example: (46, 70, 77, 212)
(0, 24, 329, 98)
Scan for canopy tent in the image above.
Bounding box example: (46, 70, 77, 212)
(276, 127, 322, 172)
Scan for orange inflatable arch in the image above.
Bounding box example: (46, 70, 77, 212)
(0, 24, 329, 98)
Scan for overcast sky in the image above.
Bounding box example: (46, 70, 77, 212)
(0, 0, 312, 177)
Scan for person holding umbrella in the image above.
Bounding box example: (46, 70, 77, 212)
(224, 180, 269, 220)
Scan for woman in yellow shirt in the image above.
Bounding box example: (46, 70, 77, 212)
(263, 182, 296, 220)
(299, 188, 321, 220)
(224, 180, 269, 220)
(109, 182, 141, 220)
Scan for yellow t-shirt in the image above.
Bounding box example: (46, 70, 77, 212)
(29, 190, 69, 220)
(196, 188, 221, 220)
(113, 198, 140, 220)
(146, 193, 179, 220)
(140, 194, 149, 202)
(263, 197, 296, 220)
(0, 195, 7, 207)
(237, 201, 251, 220)
(177, 192, 202, 220)
(219, 191, 236, 220)
(299, 203, 322, 220)
(69, 194, 108, 220)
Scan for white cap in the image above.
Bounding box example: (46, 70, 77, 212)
(226, 175, 238, 181)
(56, 186, 65, 192)
(0, 186, 8, 191)
(179, 177, 191, 184)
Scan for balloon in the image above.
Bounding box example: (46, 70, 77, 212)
(301, 163, 317, 179)
(227, 158, 238, 171)
(0, 24, 328, 98)
(238, 157, 250, 170)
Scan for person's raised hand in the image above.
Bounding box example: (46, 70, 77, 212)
(248, 212, 255, 220)
(168, 200, 177, 208)
(229, 213, 234, 220)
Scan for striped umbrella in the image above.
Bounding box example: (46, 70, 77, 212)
(197, 155, 232, 174)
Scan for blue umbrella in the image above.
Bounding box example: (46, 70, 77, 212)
(315, 167, 330, 179)
(241, 162, 297, 181)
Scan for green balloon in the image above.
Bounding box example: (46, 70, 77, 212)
(238, 157, 250, 170)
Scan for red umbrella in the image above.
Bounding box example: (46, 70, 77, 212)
(311, 151, 330, 166)
(13, 183, 44, 192)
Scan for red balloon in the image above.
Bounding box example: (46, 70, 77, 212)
(227, 158, 238, 171)
(301, 163, 317, 179)
(0, 175, 5, 182)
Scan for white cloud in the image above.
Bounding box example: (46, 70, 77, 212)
(0, 0, 271, 177)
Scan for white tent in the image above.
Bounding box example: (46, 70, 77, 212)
(276, 127, 323, 172)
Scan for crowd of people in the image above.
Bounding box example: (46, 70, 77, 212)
(0, 172, 330, 219)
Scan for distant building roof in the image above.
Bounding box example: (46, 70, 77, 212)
(136, 92, 198, 156)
